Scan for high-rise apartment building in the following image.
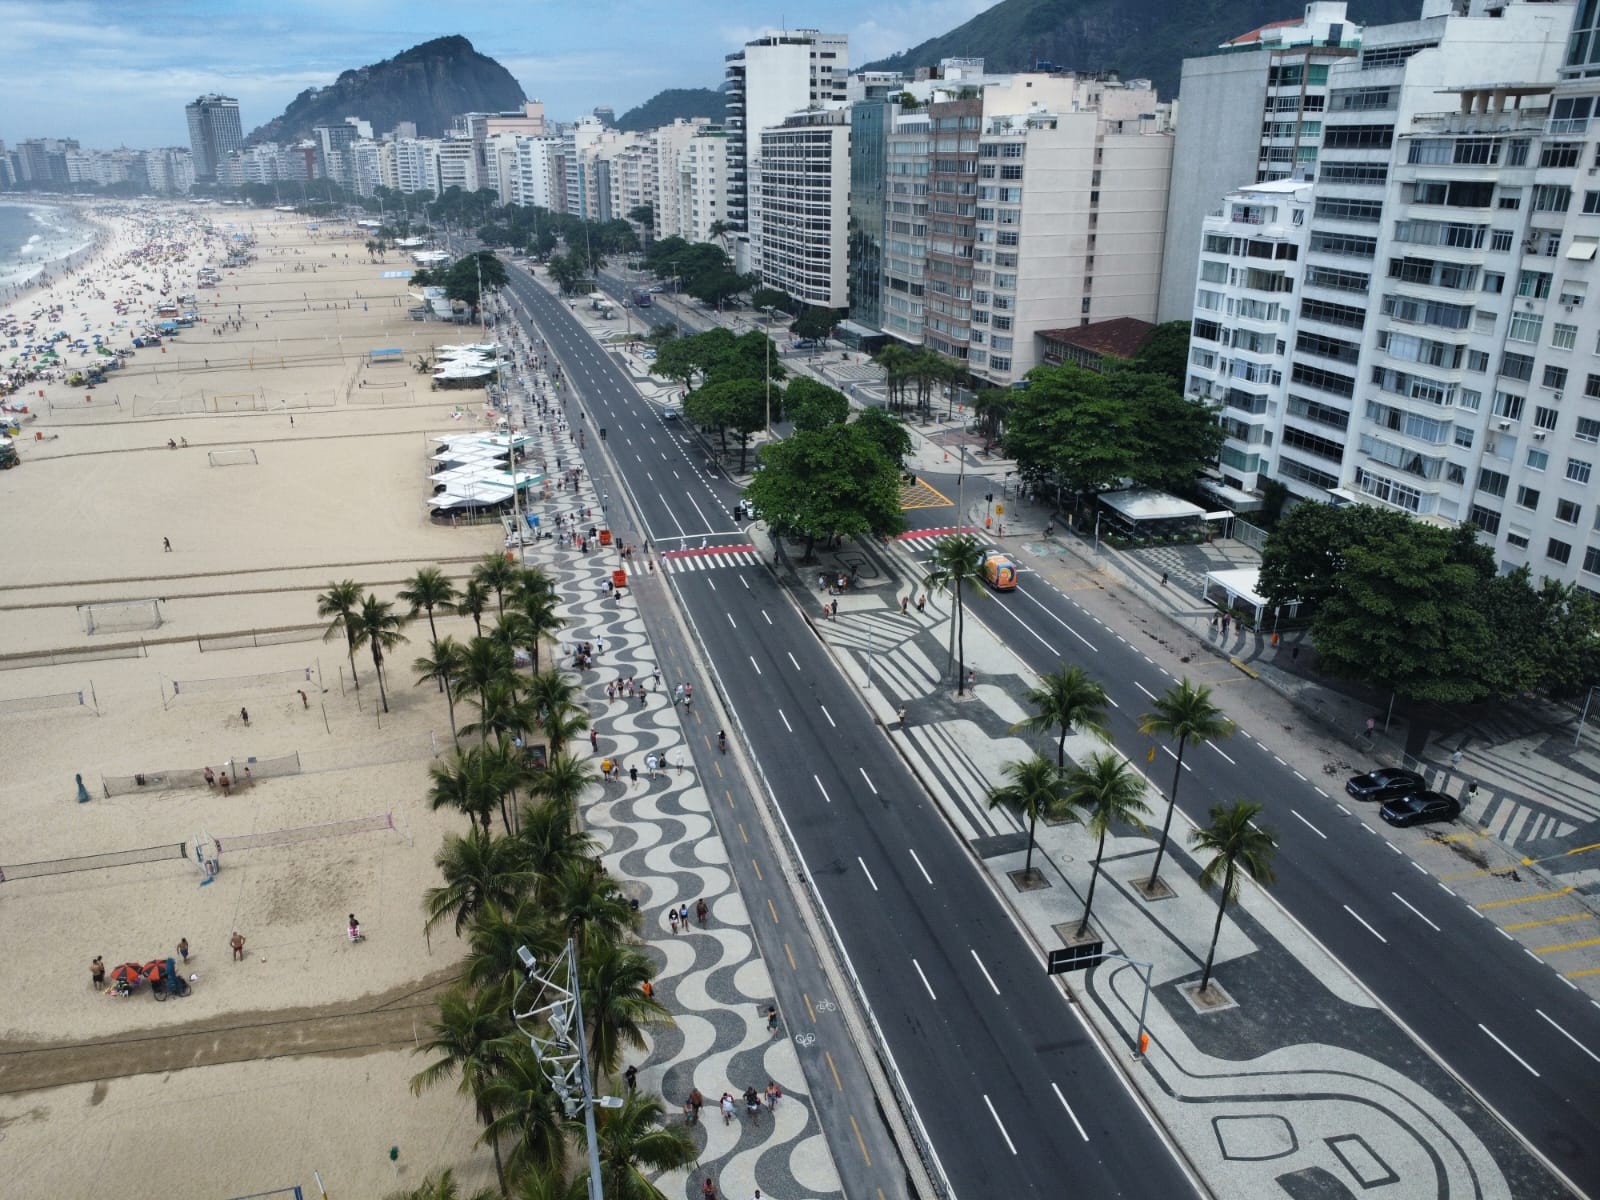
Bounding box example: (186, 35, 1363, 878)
(1183, 0, 1600, 588)
(512, 136, 563, 209)
(437, 137, 481, 193)
(676, 128, 733, 244)
(756, 108, 852, 307)
(724, 30, 849, 267)
(185, 94, 243, 181)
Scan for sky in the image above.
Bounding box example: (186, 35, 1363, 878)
(0, 0, 996, 149)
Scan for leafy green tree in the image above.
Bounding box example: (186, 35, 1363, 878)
(415, 634, 469, 746)
(517, 789, 597, 903)
(1130, 319, 1192, 394)
(384, 1167, 498, 1200)
(627, 204, 654, 227)
(460, 637, 518, 742)
(525, 756, 596, 838)
(1258, 502, 1397, 611)
(973, 388, 1012, 452)
(425, 828, 536, 938)
(478, 1041, 568, 1186)
(445, 251, 510, 311)
(548, 860, 634, 956)
(1125, 372, 1223, 494)
(986, 755, 1075, 878)
(1065, 752, 1150, 938)
(430, 745, 517, 831)
(852, 407, 912, 465)
(587, 1091, 696, 1200)
(317, 579, 365, 690)
(791, 305, 838, 341)
(474, 553, 520, 619)
(354, 593, 408, 713)
(686, 378, 771, 470)
(526, 669, 590, 754)
(1004, 366, 1137, 509)
(1139, 679, 1235, 894)
(785, 377, 849, 431)
(925, 533, 988, 696)
(580, 936, 669, 1081)
(399, 566, 459, 674)
(749, 286, 792, 314)
(510, 570, 562, 673)
(1014, 665, 1111, 770)
(409, 986, 517, 1196)
(687, 267, 746, 309)
(744, 423, 906, 558)
(458, 579, 492, 637)
(1191, 801, 1276, 995)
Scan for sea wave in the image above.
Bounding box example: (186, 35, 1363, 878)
(0, 202, 96, 289)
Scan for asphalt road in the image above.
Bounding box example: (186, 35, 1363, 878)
(500, 263, 1199, 1199)
(895, 486, 1600, 1196)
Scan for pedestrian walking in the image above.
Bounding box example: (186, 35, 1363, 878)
(177, 937, 189, 963)
(703, 1178, 718, 1200)
(629, 765, 638, 786)
(669, 909, 681, 934)
(91, 955, 105, 988)
(591, 729, 600, 751)
(624, 1064, 638, 1092)
(690, 1087, 704, 1123)
(674, 684, 685, 705)
(696, 897, 708, 927)
(830, 598, 839, 618)
(744, 1085, 762, 1124)
(240, 706, 249, 726)
(766, 1080, 781, 1109)
(679, 903, 690, 930)
(230, 930, 246, 961)
(721, 1093, 736, 1125)
(641, 978, 654, 999)
(766, 1004, 779, 1036)
(1161, 571, 1169, 587)
(916, 593, 926, 612)
(163, 536, 172, 552)
(900, 595, 909, 614)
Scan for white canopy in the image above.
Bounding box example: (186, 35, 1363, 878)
(1203, 567, 1301, 624)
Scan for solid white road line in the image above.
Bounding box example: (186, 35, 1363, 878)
(912, 958, 938, 1002)
(761, 610, 771, 624)
(727, 613, 736, 628)
(1391, 891, 1441, 932)
(814, 775, 832, 804)
(820, 705, 836, 728)
(971, 949, 1000, 995)
(908, 847, 934, 886)
(1161, 746, 1192, 772)
(787, 651, 800, 670)
(1291, 810, 1327, 839)
(778, 709, 792, 733)
(1209, 743, 1236, 765)
(981, 1094, 1017, 1155)
(1134, 681, 1157, 700)
(1051, 1083, 1090, 1142)
(1480, 1024, 1541, 1076)
(860, 768, 879, 796)
(1343, 904, 1388, 943)
(858, 857, 879, 892)
(1537, 1009, 1600, 1063)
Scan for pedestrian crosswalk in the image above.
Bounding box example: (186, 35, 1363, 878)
(896, 525, 988, 554)
(659, 544, 761, 573)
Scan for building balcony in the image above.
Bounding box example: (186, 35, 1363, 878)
(1409, 108, 1550, 136)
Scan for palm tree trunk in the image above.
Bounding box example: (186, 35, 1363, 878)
(345, 632, 360, 694)
(1056, 728, 1067, 771)
(1077, 827, 1107, 938)
(1146, 738, 1187, 890)
(1199, 860, 1235, 993)
(955, 582, 967, 696)
(427, 609, 443, 691)
(479, 1100, 508, 1197)
(372, 646, 389, 712)
(443, 674, 459, 747)
(1025, 810, 1037, 874)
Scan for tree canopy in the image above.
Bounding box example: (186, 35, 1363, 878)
(781, 377, 848, 433)
(744, 422, 907, 557)
(442, 251, 509, 311)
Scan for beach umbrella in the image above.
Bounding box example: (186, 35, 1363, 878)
(109, 962, 143, 984)
(141, 960, 167, 981)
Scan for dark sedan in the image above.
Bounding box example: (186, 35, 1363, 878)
(1345, 767, 1425, 801)
(1380, 790, 1462, 827)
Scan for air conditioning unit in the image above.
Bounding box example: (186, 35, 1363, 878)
(1498, 419, 1513, 430)
(1534, 429, 1547, 439)
(1566, 304, 1577, 312)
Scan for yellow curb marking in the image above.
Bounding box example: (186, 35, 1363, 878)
(1476, 887, 1575, 910)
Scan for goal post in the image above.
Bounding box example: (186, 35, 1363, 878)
(81, 599, 162, 635)
(207, 448, 258, 467)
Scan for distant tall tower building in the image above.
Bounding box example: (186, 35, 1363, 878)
(185, 94, 244, 181)
(592, 106, 616, 127)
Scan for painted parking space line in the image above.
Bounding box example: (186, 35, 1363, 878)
(1476, 887, 1576, 910)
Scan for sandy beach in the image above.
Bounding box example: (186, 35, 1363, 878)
(0, 204, 506, 1196)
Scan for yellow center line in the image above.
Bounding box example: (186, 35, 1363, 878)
(767, 897, 779, 925)
(1476, 887, 1575, 910)
(784, 941, 796, 971)
(825, 1050, 842, 1090)
(713, 761, 723, 779)
(751, 858, 763, 882)
(1535, 936, 1600, 955)
(804, 993, 817, 1023)
(1502, 912, 1594, 931)
(850, 1113, 873, 1166)
(737, 822, 748, 844)
(725, 789, 736, 809)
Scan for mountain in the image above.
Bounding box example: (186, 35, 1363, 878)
(615, 88, 727, 133)
(864, 0, 1420, 100)
(247, 36, 525, 144)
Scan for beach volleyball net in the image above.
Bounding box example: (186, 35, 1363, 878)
(0, 841, 187, 883)
(134, 394, 208, 417)
(102, 751, 302, 797)
(208, 447, 258, 466)
(0, 687, 97, 716)
(216, 811, 396, 854)
(80, 599, 162, 635)
(163, 666, 314, 707)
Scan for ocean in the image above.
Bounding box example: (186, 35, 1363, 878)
(0, 201, 95, 289)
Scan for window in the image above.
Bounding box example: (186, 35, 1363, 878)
(1577, 416, 1600, 442)
(1507, 532, 1531, 550)
(1468, 350, 1491, 372)
(1548, 538, 1573, 565)
(1305, 266, 1369, 292)
(1585, 191, 1600, 215)
(1456, 426, 1476, 449)
(1527, 448, 1550, 470)
(1569, 458, 1594, 484)
(1545, 365, 1570, 390)
(1310, 231, 1377, 257)
(1360, 42, 1436, 70)
(1509, 313, 1544, 343)
(1469, 504, 1502, 534)
(1534, 184, 1573, 213)
(1411, 179, 1495, 207)
(1321, 161, 1388, 185)
(1536, 406, 1560, 431)
(1507, 139, 1531, 166)
(1323, 124, 1393, 149)
(1517, 485, 1541, 510)
(1380, 294, 1472, 329)
(1557, 498, 1584, 524)
(1000, 163, 1023, 180)
(1585, 546, 1600, 575)
(1492, 391, 1525, 420)
(1554, 322, 1579, 350)
(1332, 86, 1396, 111)
(1301, 297, 1367, 328)
(1518, 270, 1553, 298)
(1316, 197, 1384, 223)
(1483, 272, 1505, 294)
(1291, 363, 1356, 397)
(1500, 353, 1535, 382)
(1499, 188, 1523, 211)
(1491, 229, 1515, 252)
(1540, 142, 1583, 169)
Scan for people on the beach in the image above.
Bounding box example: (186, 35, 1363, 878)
(229, 930, 245, 961)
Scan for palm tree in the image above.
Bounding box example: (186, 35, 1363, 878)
(517, 791, 597, 904)
(384, 1168, 498, 1200)
(477, 1040, 568, 1187)
(1191, 801, 1276, 995)
(415, 635, 469, 747)
(526, 669, 590, 754)
(527, 752, 595, 821)
(425, 827, 537, 937)
(985, 755, 1075, 880)
(474, 553, 519, 619)
(317, 579, 364, 692)
(429, 745, 515, 831)
(580, 936, 670, 1083)
(1065, 752, 1150, 939)
(587, 1091, 695, 1200)
(1014, 665, 1111, 770)
(410, 985, 516, 1195)
(458, 579, 492, 637)
(924, 533, 987, 696)
(1140, 678, 1236, 895)
(399, 567, 459, 683)
(464, 678, 540, 753)
(511, 578, 562, 673)
(462, 898, 562, 1001)
(548, 860, 634, 955)
(353, 593, 408, 713)
(461, 637, 518, 742)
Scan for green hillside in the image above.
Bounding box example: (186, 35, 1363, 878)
(615, 88, 726, 133)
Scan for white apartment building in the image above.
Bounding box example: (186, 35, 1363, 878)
(563, 117, 607, 216)
(676, 128, 732, 243)
(647, 119, 717, 243)
(436, 138, 481, 194)
(724, 29, 849, 266)
(512, 136, 563, 209)
(1185, 0, 1600, 588)
(756, 108, 851, 307)
(393, 138, 441, 195)
(350, 140, 383, 197)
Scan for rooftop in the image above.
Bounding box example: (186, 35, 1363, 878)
(1037, 317, 1155, 362)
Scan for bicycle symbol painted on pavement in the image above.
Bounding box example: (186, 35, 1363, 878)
(793, 1032, 817, 1047)
(813, 999, 837, 1013)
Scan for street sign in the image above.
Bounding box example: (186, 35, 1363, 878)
(1047, 941, 1105, 974)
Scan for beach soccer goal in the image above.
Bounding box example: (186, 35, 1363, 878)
(208, 447, 258, 467)
(80, 599, 162, 636)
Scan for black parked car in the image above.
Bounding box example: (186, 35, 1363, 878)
(1380, 791, 1462, 828)
(1345, 767, 1425, 802)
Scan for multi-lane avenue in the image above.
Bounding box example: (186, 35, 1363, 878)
(500, 258, 1600, 1198)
